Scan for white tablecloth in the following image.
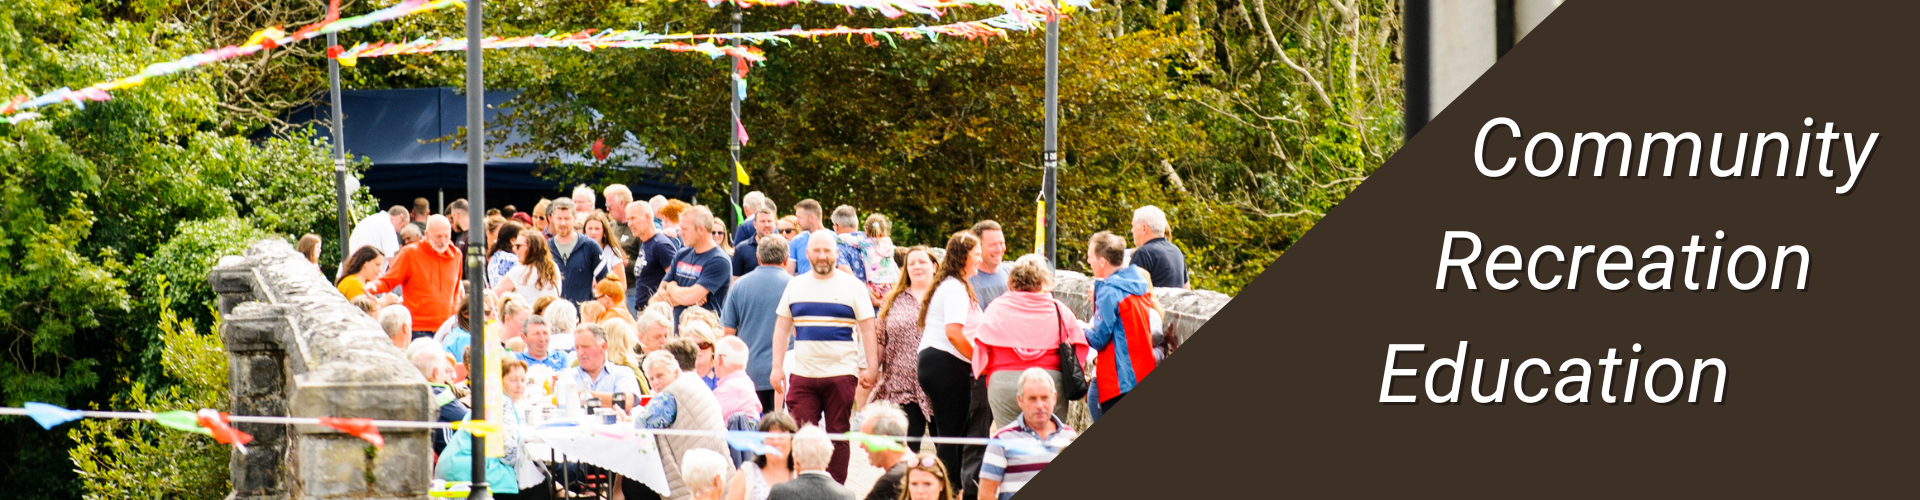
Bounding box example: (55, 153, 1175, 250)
(525, 422, 670, 496)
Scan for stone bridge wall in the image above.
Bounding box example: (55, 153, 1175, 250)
(209, 239, 433, 500)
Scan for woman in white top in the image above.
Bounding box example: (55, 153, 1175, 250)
(914, 230, 982, 493)
(492, 231, 563, 303)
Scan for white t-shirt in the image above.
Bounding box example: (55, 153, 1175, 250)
(347, 213, 401, 260)
(777, 272, 875, 378)
(505, 264, 562, 303)
(918, 277, 977, 361)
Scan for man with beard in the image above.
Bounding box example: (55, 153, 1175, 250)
(768, 230, 880, 483)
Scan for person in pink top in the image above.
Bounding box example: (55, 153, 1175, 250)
(713, 335, 763, 420)
(970, 255, 1091, 430)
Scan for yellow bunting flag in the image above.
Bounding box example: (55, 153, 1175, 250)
(736, 160, 751, 186)
(1034, 199, 1046, 255)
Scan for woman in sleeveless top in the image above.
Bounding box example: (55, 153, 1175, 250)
(727, 411, 798, 500)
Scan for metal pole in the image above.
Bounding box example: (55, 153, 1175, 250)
(729, 5, 743, 232)
(329, 32, 350, 265)
(1405, 0, 1430, 139)
(1042, 1, 1059, 267)
(464, 0, 490, 498)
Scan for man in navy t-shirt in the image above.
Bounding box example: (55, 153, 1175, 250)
(657, 206, 732, 322)
(625, 200, 681, 313)
(1128, 205, 1189, 289)
(733, 198, 778, 279)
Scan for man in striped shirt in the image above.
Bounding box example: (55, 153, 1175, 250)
(771, 230, 880, 483)
(981, 368, 1079, 500)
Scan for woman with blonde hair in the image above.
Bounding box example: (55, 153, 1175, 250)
(601, 317, 646, 392)
(680, 320, 721, 389)
(899, 453, 954, 500)
(529, 199, 553, 235)
(971, 255, 1089, 428)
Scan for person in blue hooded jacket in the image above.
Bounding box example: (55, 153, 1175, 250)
(1082, 231, 1158, 418)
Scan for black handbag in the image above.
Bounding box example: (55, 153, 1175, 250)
(1054, 304, 1090, 401)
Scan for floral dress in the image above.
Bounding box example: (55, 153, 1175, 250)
(871, 290, 932, 417)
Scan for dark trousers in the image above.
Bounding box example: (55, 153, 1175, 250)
(960, 376, 993, 500)
(1099, 391, 1127, 414)
(788, 374, 857, 483)
(901, 403, 928, 453)
(411, 330, 436, 340)
(758, 389, 777, 415)
(917, 350, 974, 494)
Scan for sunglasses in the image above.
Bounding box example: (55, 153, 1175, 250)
(780, 229, 797, 234)
(696, 341, 713, 350)
(907, 455, 944, 476)
(710, 230, 727, 237)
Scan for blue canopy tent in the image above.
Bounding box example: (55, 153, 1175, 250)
(267, 87, 691, 214)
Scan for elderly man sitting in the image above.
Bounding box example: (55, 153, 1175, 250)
(408, 343, 468, 456)
(769, 425, 857, 500)
(679, 448, 732, 500)
(627, 349, 730, 500)
(979, 368, 1078, 500)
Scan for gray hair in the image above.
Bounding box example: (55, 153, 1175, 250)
(1019, 367, 1057, 396)
(399, 224, 422, 240)
(575, 322, 609, 347)
(679, 448, 730, 497)
(636, 309, 674, 337)
(756, 235, 788, 265)
(549, 197, 577, 214)
(572, 185, 597, 203)
(643, 350, 679, 375)
(860, 401, 909, 437)
(1133, 205, 1169, 237)
(830, 205, 858, 229)
(544, 300, 579, 335)
(378, 305, 411, 338)
(743, 191, 768, 213)
(388, 205, 410, 218)
(792, 425, 834, 470)
(523, 314, 549, 333)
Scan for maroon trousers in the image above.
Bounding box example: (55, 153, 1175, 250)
(786, 374, 858, 483)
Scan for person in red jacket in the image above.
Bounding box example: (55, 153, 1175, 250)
(1083, 231, 1157, 417)
(368, 215, 463, 340)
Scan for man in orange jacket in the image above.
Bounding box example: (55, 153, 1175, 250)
(368, 215, 463, 340)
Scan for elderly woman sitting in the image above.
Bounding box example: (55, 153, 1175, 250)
(970, 255, 1092, 430)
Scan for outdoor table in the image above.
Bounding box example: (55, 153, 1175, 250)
(524, 419, 670, 497)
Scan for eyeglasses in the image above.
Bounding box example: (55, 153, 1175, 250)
(696, 341, 713, 350)
(779, 229, 797, 234)
(711, 230, 727, 237)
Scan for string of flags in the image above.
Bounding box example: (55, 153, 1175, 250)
(0, 0, 464, 124)
(704, 0, 1094, 20)
(328, 11, 1048, 67)
(0, 403, 1053, 454)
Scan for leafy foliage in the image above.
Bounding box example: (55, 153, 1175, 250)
(330, 0, 1402, 294)
(0, 1, 369, 497)
(68, 277, 231, 500)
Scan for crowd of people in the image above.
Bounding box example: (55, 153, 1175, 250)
(319, 184, 1190, 500)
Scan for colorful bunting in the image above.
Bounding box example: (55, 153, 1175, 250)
(0, 0, 463, 123)
(22, 402, 83, 430)
(154, 410, 213, 436)
(197, 409, 254, 454)
(319, 417, 385, 448)
(846, 431, 908, 452)
(702, 0, 1095, 20)
(451, 419, 503, 437)
(724, 430, 777, 455)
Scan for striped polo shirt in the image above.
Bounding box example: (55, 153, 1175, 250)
(981, 414, 1078, 499)
(776, 272, 876, 378)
